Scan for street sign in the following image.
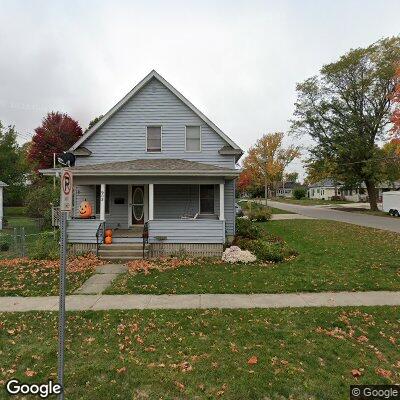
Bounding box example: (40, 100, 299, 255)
(60, 170, 73, 211)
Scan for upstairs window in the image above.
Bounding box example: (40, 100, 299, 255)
(185, 126, 201, 152)
(146, 126, 162, 152)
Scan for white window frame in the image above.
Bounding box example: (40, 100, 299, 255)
(146, 125, 163, 153)
(185, 125, 202, 152)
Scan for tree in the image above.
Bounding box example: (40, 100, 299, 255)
(0, 122, 27, 205)
(381, 139, 400, 184)
(28, 112, 83, 171)
(242, 132, 300, 206)
(284, 172, 299, 182)
(391, 65, 400, 134)
(291, 37, 400, 211)
(85, 115, 104, 132)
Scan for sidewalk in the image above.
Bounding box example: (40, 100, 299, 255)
(1, 291, 399, 312)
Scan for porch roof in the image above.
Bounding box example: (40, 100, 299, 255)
(67, 158, 240, 178)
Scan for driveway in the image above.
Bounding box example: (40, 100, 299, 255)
(268, 200, 400, 233)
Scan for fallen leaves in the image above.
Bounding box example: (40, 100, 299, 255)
(376, 368, 392, 379)
(126, 257, 195, 275)
(247, 356, 258, 365)
(351, 369, 362, 378)
(24, 369, 37, 377)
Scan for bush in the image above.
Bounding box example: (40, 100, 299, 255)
(235, 218, 261, 239)
(247, 208, 272, 222)
(29, 232, 59, 260)
(0, 240, 10, 252)
(293, 187, 307, 199)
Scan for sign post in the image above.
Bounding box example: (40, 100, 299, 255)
(58, 169, 73, 400)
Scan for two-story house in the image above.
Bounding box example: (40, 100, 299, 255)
(42, 70, 243, 259)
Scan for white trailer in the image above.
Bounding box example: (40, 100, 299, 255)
(382, 191, 400, 216)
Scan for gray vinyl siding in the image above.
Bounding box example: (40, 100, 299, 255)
(76, 78, 235, 169)
(74, 185, 95, 218)
(224, 180, 235, 236)
(67, 219, 104, 244)
(148, 219, 225, 244)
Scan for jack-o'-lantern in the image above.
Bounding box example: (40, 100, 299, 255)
(104, 236, 112, 245)
(79, 200, 93, 219)
(105, 229, 113, 237)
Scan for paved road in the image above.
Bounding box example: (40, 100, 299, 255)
(1, 291, 399, 312)
(269, 200, 400, 233)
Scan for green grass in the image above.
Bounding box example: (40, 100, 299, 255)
(4, 206, 27, 217)
(0, 307, 398, 399)
(272, 197, 352, 206)
(108, 220, 400, 294)
(238, 200, 293, 214)
(332, 207, 394, 218)
(0, 263, 93, 296)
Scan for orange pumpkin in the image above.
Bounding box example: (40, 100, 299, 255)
(104, 236, 112, 245)
(79, 200, 92, 219)
(105, 229, 113, 237)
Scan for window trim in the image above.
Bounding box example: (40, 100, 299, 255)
(146, 125, 163, 153)
(185, 125, 202, 152)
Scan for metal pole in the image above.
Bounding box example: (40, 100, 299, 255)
(58, 211, 67, 399)
(21, 227, 25, 257)
(53, 153, 56, 189)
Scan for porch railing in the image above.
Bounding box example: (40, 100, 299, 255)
(95, 221, 105, 256)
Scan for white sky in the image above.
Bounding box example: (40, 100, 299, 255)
(1, 0, 400, 179)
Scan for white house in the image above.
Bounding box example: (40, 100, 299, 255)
(0, 181, 7, 230)
(308, 179, 341, 200)
(276, 181, 306, 198)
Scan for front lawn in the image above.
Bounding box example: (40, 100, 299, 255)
(108, 220, 400, 294)
(238, 200, 293, 214)
(0, 255, 101, 296)
(0, 307, 398, 399)
(272, 197, 353, 206)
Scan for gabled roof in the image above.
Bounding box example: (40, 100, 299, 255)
(0, 181, 8, 187)
(68, 158, 240, 178)
(308, 179, 342, 188)
(70, 70, 242, 152)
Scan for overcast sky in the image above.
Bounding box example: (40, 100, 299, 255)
(1, 0, 400, 178)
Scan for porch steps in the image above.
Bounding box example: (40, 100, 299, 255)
(98, 243, 148, 260)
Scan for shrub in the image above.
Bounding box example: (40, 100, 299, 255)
(222, 246, 256, 263)
(247, 208, 272, 222)
(29, 232, 59, 260)
(293, 187, 307, 199)
(235, 218, 261, 239)
(0, 240, 10, 252)
(251, 240, 285, 262)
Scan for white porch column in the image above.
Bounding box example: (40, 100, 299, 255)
(149, 183, 154, 220)
(219, 182, 225, 220)
(100, 183, 106, 220)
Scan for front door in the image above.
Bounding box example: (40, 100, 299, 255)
(132, 185, 144, 224)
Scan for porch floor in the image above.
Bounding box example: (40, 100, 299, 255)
(113, 227, 143, 238)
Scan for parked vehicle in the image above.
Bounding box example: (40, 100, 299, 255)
(382, 191, 400, 216)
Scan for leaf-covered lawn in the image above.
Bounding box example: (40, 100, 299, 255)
(0, 255, 101, 296)
(0, 307, 398, 399)
(108, 220, 400, 294)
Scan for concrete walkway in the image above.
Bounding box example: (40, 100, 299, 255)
(267, 200, 400, 233)
(74, 264, 127, 294)
(1, 291, 399, 312)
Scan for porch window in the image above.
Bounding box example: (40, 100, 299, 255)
(200, 185, 214, 214)
(185, 126, 201, 152)
(146, 126, 162, 152)
(95, 185, 110, 214)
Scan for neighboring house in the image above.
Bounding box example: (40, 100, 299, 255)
(41, 70, 243, 258)
(308, 179, 400, 202)
(308, 179, 341, 200)
(276, 181, 303, 198)
(0, 181, 7, 230)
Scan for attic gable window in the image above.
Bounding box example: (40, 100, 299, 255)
(146, 126, 162, 152)
(185, 126, 201, 152)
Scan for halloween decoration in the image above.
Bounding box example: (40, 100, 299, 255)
(79, 200, 93, 219)
(105, 229, 113, 238)
(57, 152, 76, 167)
(104, 236, 112, 245)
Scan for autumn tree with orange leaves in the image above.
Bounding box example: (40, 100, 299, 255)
(241, 132, 300, 206)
